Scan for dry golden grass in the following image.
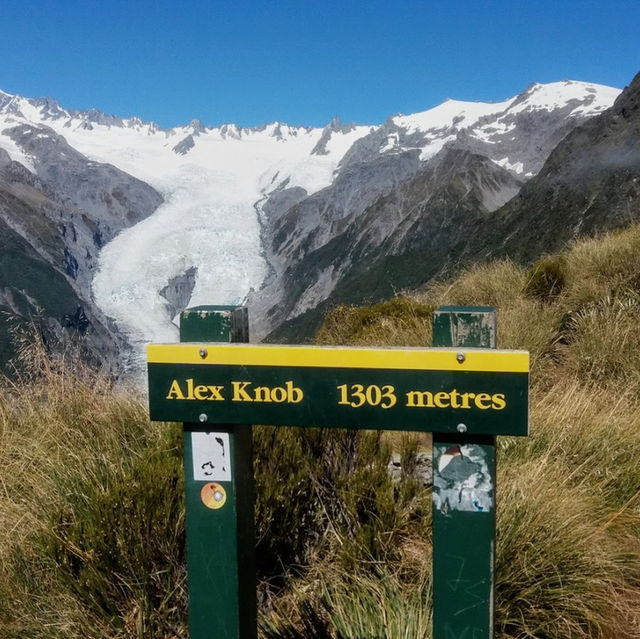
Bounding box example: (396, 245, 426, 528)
(316, 297, 435, 348)
(496, 380, 640, 638)
(6, 223, 640, 637)
(423, 259, 528, 309)
(562, 225, 640, 308)
(0, 355, 152, 555)
(0, 341, 185, 638)
(300, 222, 640, 637)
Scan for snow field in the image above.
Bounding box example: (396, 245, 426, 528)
(0, 82, 621, 373)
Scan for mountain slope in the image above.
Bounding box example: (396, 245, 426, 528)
(254, 82, 620, 340)
(0, 124, 163, 370)
(0, 80, 622, 367)
(479, 70, 640, 263)
(0, 212, 114, 368)
(266, 149, 522, 341)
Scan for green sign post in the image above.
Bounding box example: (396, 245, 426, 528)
(178, 306, 256, 639)
(147, 305, 528, 638)
(432, 306, 498, 639)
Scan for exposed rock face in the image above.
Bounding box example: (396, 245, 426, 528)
(281, 72, 640, 343)
(311, 117, 357, 155)
(160, 267, 199, 320)
(0, 213, 119, 369)
(0, 122, 163, 371)
(478, 71, 640, 263)
(250, 81, 621, 340)
(172, 134, 195, 155)
(4, 123, 162, 228)
(266, 149, 523, 341)
(252, 150, 422, 335)
(268, 67, 640, 341)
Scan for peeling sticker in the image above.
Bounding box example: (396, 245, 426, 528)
(192, 432, 231, 481)
(433, 443, 493, 513)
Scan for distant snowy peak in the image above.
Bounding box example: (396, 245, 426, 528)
(0, 88, 334, 141)
(393, 97, 513, 134)
(311, 117, 361, 156)
(342, 80, 621, 175)
(0, 88, 375, 168)
(0, 80, 619, 172)
(393, 80, 617, 135)
(0, 90, 160, 134)
(511, 80, 619, 114)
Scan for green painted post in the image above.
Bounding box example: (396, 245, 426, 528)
(179, 305, 256, 639)
(432, 306, 497, 639)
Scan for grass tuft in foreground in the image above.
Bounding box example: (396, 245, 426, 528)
(5, 223, 640, 636)
(0, 339, 186, 638)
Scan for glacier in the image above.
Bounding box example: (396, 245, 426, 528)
(0, 81, 621, 373)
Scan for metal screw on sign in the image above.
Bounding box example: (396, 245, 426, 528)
(456, 352, 466, 363)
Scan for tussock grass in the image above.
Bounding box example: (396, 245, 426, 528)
(562, 225, 640, 309)
(261, 561, 432, 639)
(496, 381, 640, 638)
(263, 380, 640, 638)
(5, 223, 640, 637)
(280, 222, 640, 638)
(316, 297, 435, 347)
(425, 259, 528, 310)
(0, 341, 186, 638)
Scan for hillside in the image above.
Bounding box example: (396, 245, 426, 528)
(269, 71, 640, 342)
(252, 81, 620, 339)
(4, 220, 640, 637)
(0, 126, 163, 371)
(484, 69, 640, 261)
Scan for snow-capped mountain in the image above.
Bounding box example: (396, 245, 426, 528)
(0, 80, 621, 372)
(249, 81, 621, 338)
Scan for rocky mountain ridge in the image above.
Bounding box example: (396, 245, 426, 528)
(269, 71, 640, 341)
(0, 79, 624, 370)
(251, 81, 620, 338)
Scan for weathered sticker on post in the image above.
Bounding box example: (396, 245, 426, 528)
(433, 443, 493, 513)
(191, 432, 231, 481)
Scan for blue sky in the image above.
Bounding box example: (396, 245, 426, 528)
(1, 0, 639, 129)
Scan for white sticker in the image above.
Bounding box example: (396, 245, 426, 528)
(191, 432, 231, 482)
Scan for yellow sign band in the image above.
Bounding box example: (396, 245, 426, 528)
(147, 344, 529, 374)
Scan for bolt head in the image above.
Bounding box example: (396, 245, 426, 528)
(199, 348, 208, 358)
(456, 352, 466, 363)
(457, 423, 467, 433)
(198, 413, 208, 423)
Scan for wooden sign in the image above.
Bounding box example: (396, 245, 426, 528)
(147, 344, 529, 436)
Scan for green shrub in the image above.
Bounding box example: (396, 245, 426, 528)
(254, 425, 428, 584)
(316, 297, 435, 347)
(523, 256, 567, 302)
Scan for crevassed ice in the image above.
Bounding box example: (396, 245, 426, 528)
(65, 123, 372, 372)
